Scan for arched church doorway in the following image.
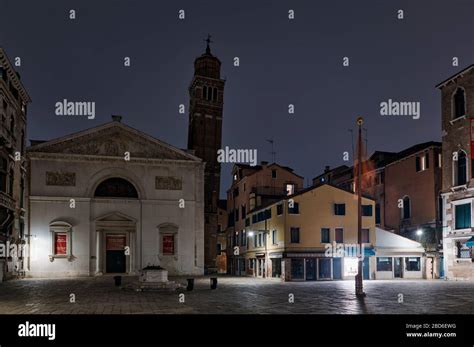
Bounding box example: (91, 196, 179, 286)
(94, 177, 138, 274)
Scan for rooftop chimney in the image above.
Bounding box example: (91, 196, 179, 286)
(261, 161, 269, 166)
(324, 165, 330, 173)
(111, 115, 122, 122)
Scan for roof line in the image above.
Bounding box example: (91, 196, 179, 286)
(435, 64, 474, 89)
(27, 120, 202, 161)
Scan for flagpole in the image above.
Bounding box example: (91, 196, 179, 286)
(355, 116, 366, 298)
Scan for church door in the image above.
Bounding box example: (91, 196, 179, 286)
(106, 234, 126, 273)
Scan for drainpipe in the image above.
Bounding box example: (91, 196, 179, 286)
(26, 154, 31, 273)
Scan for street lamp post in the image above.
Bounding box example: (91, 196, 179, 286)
(355, 116, 366, 298)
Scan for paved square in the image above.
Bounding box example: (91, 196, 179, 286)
(0, 276, 472, 314)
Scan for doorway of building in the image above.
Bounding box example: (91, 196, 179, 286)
(333, 258, 342, 279)
(271, 258, 281, 278)
(426, 257, 434, 279)
(106, 234, 126, 273)
(305, 259, 317, 281)
(394, 257, 403, 278)
(318, 258, 332, 280)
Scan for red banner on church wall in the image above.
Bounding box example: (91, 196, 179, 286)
(162, 235, 174, 255)
(55, 234, 67, 255)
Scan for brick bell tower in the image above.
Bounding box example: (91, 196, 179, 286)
(187, 35, 225, 273)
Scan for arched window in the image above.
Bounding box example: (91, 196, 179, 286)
(213, 87, 217, 102)
(455, 151, 467, 186)
(453, 88, 466, 119)
(402, 196, 411, 220)
(202, 86, 207, 100)
(94, 177, 138, 198)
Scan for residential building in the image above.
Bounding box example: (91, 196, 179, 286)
(384, 143, 443, 246)
(244, 184, 376, 281)
(0, 48, 31, 281)
(225, 162, 304, 275)
(438, 64, 474, 280)
(313, 142, 443, 249)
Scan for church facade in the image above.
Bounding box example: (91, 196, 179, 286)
(26, 118, 205, 277)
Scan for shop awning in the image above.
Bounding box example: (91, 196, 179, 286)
(466, 236, 474, 247)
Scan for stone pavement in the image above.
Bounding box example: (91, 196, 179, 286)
(0, 276, 472, 314)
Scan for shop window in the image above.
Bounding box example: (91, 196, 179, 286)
(291, 258, 304, 280)
(318, 258, 331, 279)
(405, 257, 421, 271)
(376, 257, 392, 271)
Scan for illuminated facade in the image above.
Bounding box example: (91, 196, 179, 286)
(25, 118, 205, 277)
(243, 184, 376, 281)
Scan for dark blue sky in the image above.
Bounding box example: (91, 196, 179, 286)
(1, 0, 473, 195)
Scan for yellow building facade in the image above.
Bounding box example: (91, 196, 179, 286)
(243, 184, 376, 281)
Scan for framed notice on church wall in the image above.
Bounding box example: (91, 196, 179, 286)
(54, 233, 67, 255)
(162, 234, 174, 255)
(106, 235, 126, 251)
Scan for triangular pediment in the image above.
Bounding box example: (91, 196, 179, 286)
(28, 122, 200, 161)
(95, 211, 136, 222)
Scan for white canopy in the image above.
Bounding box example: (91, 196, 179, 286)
(376, 227, 424, 252)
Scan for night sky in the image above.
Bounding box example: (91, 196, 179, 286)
(1, 0, 473, 196)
